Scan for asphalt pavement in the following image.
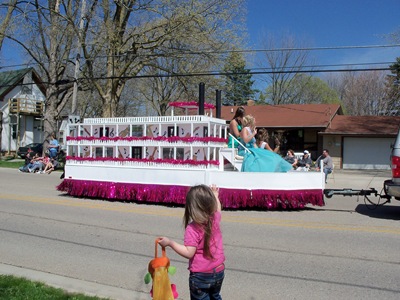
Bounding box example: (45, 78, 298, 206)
(0, 167, 394, 299)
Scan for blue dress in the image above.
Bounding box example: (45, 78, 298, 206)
(227, 124, 242, 148)
(238, 128, 292, 173)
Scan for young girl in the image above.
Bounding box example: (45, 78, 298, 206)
(255, 128, 280, 153)
(158, 184, 225, 300)
(237, 115, 257, 157)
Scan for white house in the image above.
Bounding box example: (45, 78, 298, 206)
(0, 68, 46, 154)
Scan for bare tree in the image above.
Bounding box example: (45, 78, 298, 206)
(3, 0, 79, 147)
(0, 0, 17, 51)
(327, 70, 391, 116)
(79, 0, 245, 117)
(3, 0, 245, 140)
(133, 41, 224, 116)
(258, 33, 314, 104)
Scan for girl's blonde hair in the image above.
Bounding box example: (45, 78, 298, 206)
(242, 115, 255, 128)
(184, 185, 218, 258)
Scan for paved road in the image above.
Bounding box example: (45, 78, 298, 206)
(0, 167, 399, 299)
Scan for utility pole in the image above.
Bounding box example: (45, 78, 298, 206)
(71, 0, 86, 115)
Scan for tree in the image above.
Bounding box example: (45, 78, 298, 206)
(384, 57, 400, 115)
(262, 74, 340, 105)
(327, 70, 391, 116)
(258, 33, 314, 104)
(0, 0, 17, 51)
(131, 40, 225, 116)
(2, 0, 245, 141)
(223, 52, 257, 106)
(79, 0, 245, 117)
(3, 0, 79, 149)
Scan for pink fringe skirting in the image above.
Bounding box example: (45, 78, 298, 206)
(57, 179, 325, 210)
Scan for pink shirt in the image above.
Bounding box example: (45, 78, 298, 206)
(184, 211, 225, 272)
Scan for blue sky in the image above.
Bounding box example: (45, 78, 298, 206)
(1, 1, 399, 72)
(245, 0, 400, 67)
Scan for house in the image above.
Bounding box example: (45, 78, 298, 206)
(322, 115, 399, 170)
(0, 68, 46, 154)
(218, 104, 400, 170)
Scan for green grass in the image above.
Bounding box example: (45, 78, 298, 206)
(0, 160, 23, 169)
(0, 275, 110, 300)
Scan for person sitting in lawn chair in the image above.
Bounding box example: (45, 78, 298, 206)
(296, 150, 313, 171)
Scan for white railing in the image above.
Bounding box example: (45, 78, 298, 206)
(66, 159, 220, 170)
(218, 134, 251, 171)
(228, 133, 251, 154)
(83, 115, 226, 125)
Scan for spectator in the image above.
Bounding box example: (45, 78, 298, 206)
(30, 153, 50, 173)
(296, 150, 313, 171)
(43, 157, 59, 174)
(284, 149, 298, 168)
(19, 151, 34, 172)
(48, 133, 59, 159)
(316, 149, 333, 183)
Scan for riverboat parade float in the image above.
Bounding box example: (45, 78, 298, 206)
(57, 87, 326, 210)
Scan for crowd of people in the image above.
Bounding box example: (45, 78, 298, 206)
(19, 151, 60, 174)
(227, 107, 334, 180)
(18, 133, 60, 175)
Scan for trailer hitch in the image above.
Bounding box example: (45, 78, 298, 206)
(324, 188, 379, 198)
(324, 188, 392, 208)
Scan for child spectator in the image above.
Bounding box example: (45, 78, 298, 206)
(30, 153, 50, 173)
(158, 184, 225, 299)
(43, 157, 59, 174)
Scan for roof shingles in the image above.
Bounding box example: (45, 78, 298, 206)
(219, 104, 342, 128)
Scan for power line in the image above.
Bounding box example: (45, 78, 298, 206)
(167, 43, 400, 55)
(1, 43, 399, 70)
(0, 65, 392, 89)
(109, 66, 394, 79)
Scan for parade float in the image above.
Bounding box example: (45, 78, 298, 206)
(57, 100, 326, 210)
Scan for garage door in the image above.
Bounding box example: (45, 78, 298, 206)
(343, 137, 393, 170)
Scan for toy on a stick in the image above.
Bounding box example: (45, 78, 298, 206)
(144, 238, 178, 300)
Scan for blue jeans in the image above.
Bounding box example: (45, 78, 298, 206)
(324, 167, 332, 182)
(189, 270, 225, 300)
(49, 149, 58, 158)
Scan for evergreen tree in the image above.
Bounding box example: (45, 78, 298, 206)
(223, 52, 257, 105)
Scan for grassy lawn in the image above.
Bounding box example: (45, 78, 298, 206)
(0, 160, 23, 169)
(0, 275, 110, 300)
